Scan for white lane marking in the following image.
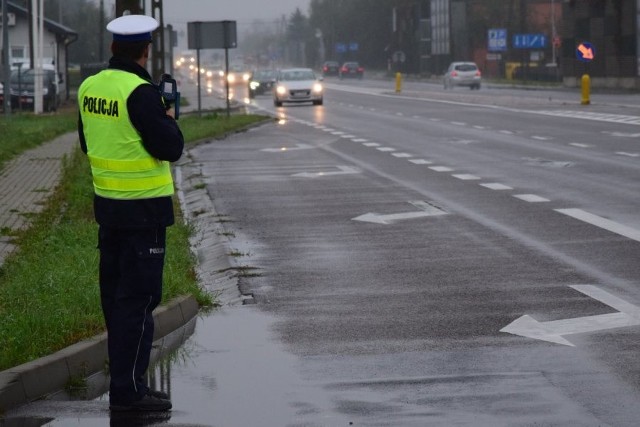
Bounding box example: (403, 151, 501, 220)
(473, 125, 487, 130)
(429, 166, 454, 172)
(363, 142, 380, 147)
(292, 165, 360, 178)
(452, 174, 481, 180)
(331, 131, 345, 135)
(396, 112, 404, 116)
(353, 138, 368, 142)
(500, 130, 514, 135)
(603, 131, 640, 137)
(501, 285, 640, 347)
(392, 153, 413, 158)
(377, 147, 396, 152)
(513, 194, 550, 203)
(616, 152, 640, 157)
(451, 121, 466, 126)
(570, 143, 590, 148)
(536, 111, 640, 125)
(532, 136, 550, 141)
(261, 143, 314, 152)
(480, 183, 513, 190)
(409, 159, 433, 165)
(352, 200, 447, 225)
(323, 85, 640, 126)
(341, 134, 356, 139)
(555, 208, 640, 242)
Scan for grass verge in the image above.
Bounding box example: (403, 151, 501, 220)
(0, 112, 78, 170)
(0, 111, 271, 371)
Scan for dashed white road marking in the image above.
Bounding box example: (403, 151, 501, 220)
(429, 166, 454, 172)
(513, 194, 550, 203)
(363, 142, 380, 147)
(392, 153, 413, 158)
(352, 138, 368, 142)
(616, 152, 640, 158)
(377, 147, 396, 152)
(451, 121, 466, 126)
(341, 134, 356, 139)
(452, 174, 481, 180)
(532, 136, 550, 141)
(555, 209, 640, 243)
(409, 159, 433, 165)
(480, 183, 513, 190)
(570, 143, 590, 148)
(536, 110, 640, 125)
(500, 130, 514, 135)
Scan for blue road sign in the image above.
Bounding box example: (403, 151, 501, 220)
(488, 29, 507, 52)
(513, 33, 546, 49)
(335, 43, 347, 54)
(576, 42, 595, 62)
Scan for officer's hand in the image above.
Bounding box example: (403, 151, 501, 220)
(165, 107, 176, 119)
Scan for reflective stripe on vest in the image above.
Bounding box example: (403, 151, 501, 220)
(93, 174, 174, 191)
(88, 155, 161, 172)
(79, 70, 174, 199)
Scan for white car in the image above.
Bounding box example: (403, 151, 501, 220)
(443, 61, 481, 90)
(273, 68, 323, 107)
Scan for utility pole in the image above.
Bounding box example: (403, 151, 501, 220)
(150, 0, 164, 81)
(114, 0, 165, 81)
(2, 0, 11, 116)
(115, 0, 143, 16)
(99, 0, 104, 62)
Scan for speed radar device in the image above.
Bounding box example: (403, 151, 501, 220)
(158, 73, 180, 119)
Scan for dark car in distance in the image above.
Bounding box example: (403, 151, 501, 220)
(322, 61, 340, 77)
(9, 68, 59, 112)
(248, 69, 277, 98)
(339, 62, 364, 79)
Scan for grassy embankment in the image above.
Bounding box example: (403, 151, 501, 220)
(0, 109, 270, 371)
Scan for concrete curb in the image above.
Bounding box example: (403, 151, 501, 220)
(0, 294, 199, 412)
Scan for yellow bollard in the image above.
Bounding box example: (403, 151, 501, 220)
(581, 74, 590, 105)
(395, 72, 402, 93)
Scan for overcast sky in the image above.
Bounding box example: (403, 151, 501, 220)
(162, 0, 311, 26)
(101, 0, 311, 50)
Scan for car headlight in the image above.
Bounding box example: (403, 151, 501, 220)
(276, 85, 287, 95)
(249, 81, 260, 90)
(312, 83, 323, 93)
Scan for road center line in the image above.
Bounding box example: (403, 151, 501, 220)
(555, 208, 640, 242)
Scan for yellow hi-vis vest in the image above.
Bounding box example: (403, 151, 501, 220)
(78, 69, 174, 200)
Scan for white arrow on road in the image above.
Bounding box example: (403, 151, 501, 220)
(501, 285, 640, 346)
(292, 165, 360, 178)
(261, 143, 313, 153)
(352, 201, 447, 225)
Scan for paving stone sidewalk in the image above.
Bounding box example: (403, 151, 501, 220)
(0, 131, 77, 266)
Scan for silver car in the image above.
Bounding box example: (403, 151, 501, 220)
(443, 61, 481, 90)
(273, 68, 324, 107)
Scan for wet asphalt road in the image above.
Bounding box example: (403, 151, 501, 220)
(4, 78, 640, 426)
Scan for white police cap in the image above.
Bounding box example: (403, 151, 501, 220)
(107, 15, 159, 42)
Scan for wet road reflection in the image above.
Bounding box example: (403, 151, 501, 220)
(1, 306, 347, 426)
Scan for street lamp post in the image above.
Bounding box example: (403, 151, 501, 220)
(550, 0, 557, 66)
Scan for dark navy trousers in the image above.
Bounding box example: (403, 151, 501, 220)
(98, 226, 167, 405)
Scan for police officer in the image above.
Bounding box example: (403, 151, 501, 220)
(77, 15, 183, 412)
